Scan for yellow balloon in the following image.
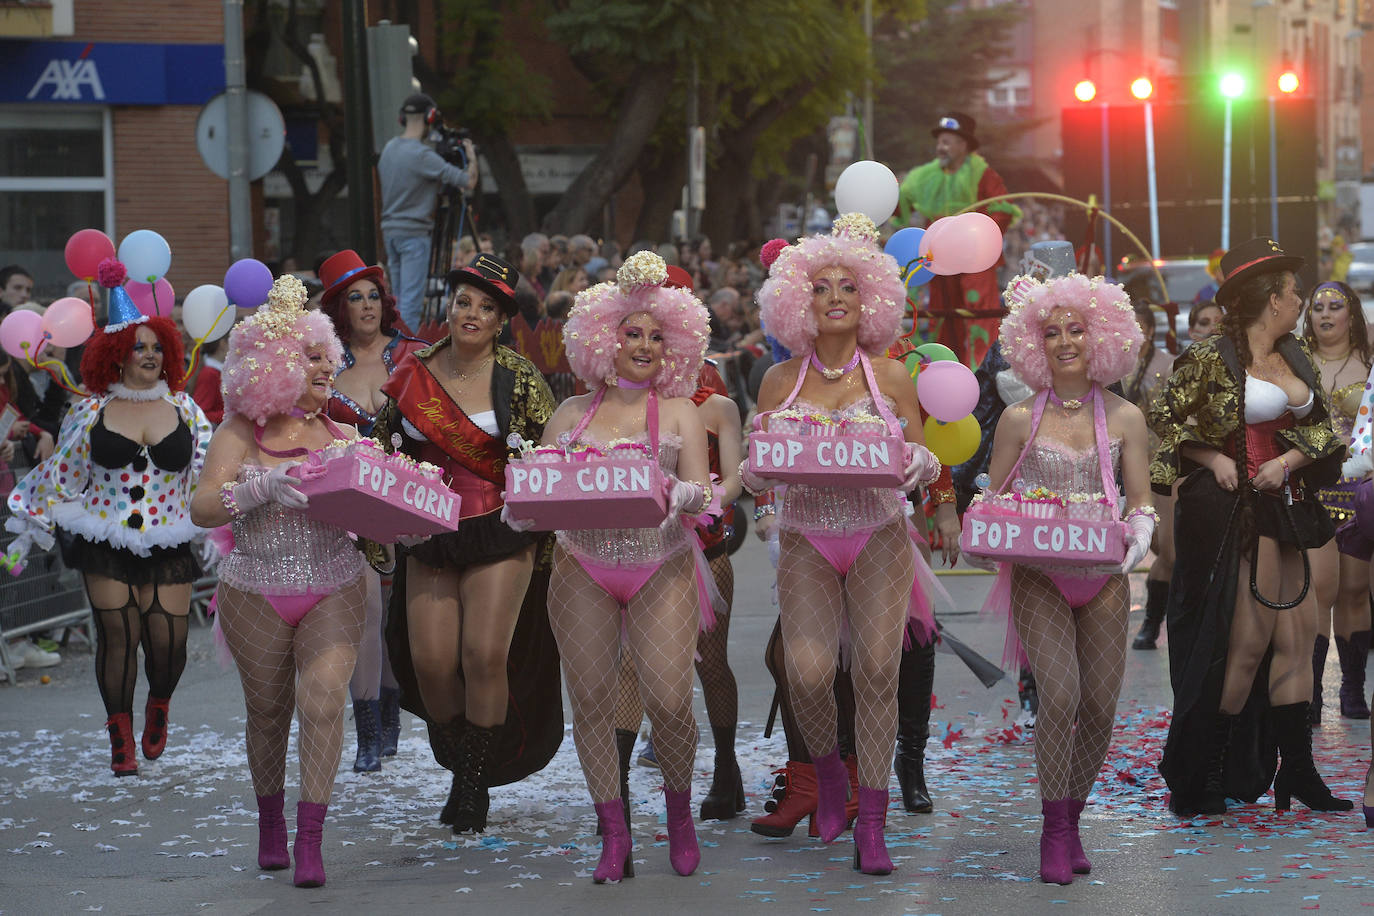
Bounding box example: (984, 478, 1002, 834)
(924, 415, 981, 466)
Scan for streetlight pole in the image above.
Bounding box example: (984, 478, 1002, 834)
(1144, 99, 1159, 258)
(863, 0, 874, 159)
(1221, 97, 1233, 249)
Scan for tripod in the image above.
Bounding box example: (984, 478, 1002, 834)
(424, 188, 479, 326)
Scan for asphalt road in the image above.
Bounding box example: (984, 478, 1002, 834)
(3, 533, 1373, 915)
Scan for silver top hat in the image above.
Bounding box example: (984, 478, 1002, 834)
(1019, 241, 1076, 282)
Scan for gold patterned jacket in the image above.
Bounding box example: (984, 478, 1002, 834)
(1147, 334, 1344, 494)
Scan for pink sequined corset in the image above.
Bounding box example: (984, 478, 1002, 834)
(1017, 437, 1123, 506)
(556, 433, 690, 567)
(217, 466, 364, 596)
(776, 397, 905, 536)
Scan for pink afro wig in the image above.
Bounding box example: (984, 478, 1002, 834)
(222, 275, 345, 425)
(999, 273, 1142, 390)
(756, 213, 907, 357)
(562, 251, 710, 399)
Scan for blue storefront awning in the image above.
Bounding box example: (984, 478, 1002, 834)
(0, 40, 225, 105)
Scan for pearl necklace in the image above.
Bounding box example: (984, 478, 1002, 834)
(809, 349, 860, 381)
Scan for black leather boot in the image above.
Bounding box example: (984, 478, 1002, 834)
(379, 686, 402, 757)
(351, 699, 382, 773)
(700, 725, 745, 820)
(1272, 702, 1354, 812)
(451, 723, 498, 833)
(894, 638, 935, 813)
(1197, 712, 1236, 815)
(1132, 579, 1169, 650)
(429, 716, 465, 826)
(1311, 634, 1329, 725)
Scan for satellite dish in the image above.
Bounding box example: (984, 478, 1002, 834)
(195, 91, 287, 182)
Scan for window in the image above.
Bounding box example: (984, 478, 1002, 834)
(0, 107, 111, 302)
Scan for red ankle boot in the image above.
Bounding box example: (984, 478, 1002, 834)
(106, 713, 138, 777)
(142, 696, 170, 760)
(751, 761, 817, 837)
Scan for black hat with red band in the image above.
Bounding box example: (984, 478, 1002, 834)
(1215, 237, 1304, 306)
(447, 254, 522, 317)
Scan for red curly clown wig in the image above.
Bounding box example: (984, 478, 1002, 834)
(80, 317, 186, 395)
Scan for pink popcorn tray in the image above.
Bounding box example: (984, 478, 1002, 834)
(289, 452, 460, 544)
(960, 510, 1126, 568)
(749, 432, 905, 488)
(503, 456, 667, 531)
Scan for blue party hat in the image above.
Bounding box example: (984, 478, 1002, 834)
(105, 284, 149, 333)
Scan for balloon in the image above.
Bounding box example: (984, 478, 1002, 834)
(905, 262, 935, 291)
(182, 285, 235, 342)
(917, 217, 959, 275)
(940, 212, 1005, 274)
(224, 258, 274, 308)
(833, 160, 900, 224)
(117, 229, 172, 283)
(42, 297, 95, 348)
(916, 359, 979, 422)
(0, 310, 46, 362)
(924, 415, 981, 466)
(64, 229, 115, 282)
(884, 227, 925, 277)
(126, 278, 176, 319)
(915, 342, 958, 363)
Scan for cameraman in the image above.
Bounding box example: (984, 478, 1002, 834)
(378, 92, 478, 332)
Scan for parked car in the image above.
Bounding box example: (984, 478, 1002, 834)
(1116, 257, 1215, 349)
(1345, 241, 1374, 298)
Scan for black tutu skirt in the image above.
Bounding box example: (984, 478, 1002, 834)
(404, 510, 536, 571)
(60, 533, 200, 586)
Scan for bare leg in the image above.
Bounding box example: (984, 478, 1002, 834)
(405, 558, 466, 723)
(349, 567, 385, 701)
(1219, 539, 1283, 714)
(457, 546, 536, 728)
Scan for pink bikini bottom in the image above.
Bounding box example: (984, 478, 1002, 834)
(803, 530, 872, 577)
(1044, 573, 1111, 609)
(577, 558, 666, 608)
(264, 590, 331, 627)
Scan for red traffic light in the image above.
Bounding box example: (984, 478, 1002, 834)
(1074, 80, 1097, 103)
(1130, 76, 1154, 101)
(1277, 70, 1299, 94)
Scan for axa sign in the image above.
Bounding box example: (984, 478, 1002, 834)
(27, 58, 106, 101)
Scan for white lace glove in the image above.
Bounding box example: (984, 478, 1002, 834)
(196, 534, 223, 569)
(767, 529, 781, 569)
(233, 461, 308, 513)
(1120, 511, 1156, 574)
(995, 368, 1034, 406)
(1343, 449, 1373, 481)
(962, 551, 999, 572)
(900, 442, 941, 493)
(499, 502, 537, 533)
(665, 475, 706, 517)
(740, 459, 785, 496)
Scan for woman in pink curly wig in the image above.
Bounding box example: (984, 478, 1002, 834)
(529, 251, 717, 883)
(742, 213, 942, 876)
(974, 271, 1151, 885)
(192, 275, 365, 889)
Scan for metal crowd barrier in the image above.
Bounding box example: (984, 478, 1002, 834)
(0, 458, 93, 684)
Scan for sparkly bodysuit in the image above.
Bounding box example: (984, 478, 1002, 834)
(217, 465, 364, 625)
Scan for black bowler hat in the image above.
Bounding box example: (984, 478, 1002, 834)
(1215, 237, 1304, 305)
(931, 111, 980, 151)
(447, 254, 522, 316)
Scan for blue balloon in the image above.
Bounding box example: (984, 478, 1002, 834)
(884, 227, 925, 277)
(906, 263, 935, 291)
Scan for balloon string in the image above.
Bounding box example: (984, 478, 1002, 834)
(32, 357, 87, 397)
(184, 303, 233, 377)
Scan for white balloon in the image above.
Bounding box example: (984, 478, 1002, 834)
(182, 284, 235, 342)
(833, 160, 900, 225)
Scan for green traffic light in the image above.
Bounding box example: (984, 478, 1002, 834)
(1219, 72, 1246, 99)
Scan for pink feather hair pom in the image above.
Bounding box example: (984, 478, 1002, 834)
(760, 238, 789, 270)
(998, 273, 1142, 390)
(97, 258, 127, 289)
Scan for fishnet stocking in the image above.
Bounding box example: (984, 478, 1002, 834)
(350, 567, 385, 701)
(777, 520, 914, 788)
(1010, 567, 1127, 801)
(697, 553, 738, 729)
(217, 578, 367, 804)
(611, 652, 644, 733)
(763, 617, 857, 762)
(549, 546, 700, 801)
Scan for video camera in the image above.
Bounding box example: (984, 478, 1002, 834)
(431, 123, 472, 168)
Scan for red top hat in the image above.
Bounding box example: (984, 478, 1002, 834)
(664, 265, 694, 291)
(319, 250, 386, 303)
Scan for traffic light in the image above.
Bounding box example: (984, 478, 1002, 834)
(1219, 72, 1246, 99)
(1074, 80, 1097, 103)
(1277, 69, 1300, 94)
(1130, 77, 1153, 101)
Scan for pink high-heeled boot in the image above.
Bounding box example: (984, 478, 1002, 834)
(852, 787, 894, 875)
(256, 791, 289, 870)
(664, 788, 700, 876)
(812, 748, 849, 843)
(1039, 799, 1074, 885)
(293, 801, 328, 888)
(592, 799, 634, 883)
(1066, 798, 1090, 874)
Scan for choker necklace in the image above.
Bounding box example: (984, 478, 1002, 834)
(109, 380, 168, 402)
(289, 405, 322, 420)
(810, 349, 860, 381)
(1049, 387, 1094, 410)
(612, 376, 653, 389)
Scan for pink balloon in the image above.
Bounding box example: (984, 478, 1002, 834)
(943, 212, 1004, 274)
(921, 218, 967, 276)
(916, 360, 979, 422)
(0, 310, 46, 362)
(127, 278, 176, 318)
(42, 296, 96, 348)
